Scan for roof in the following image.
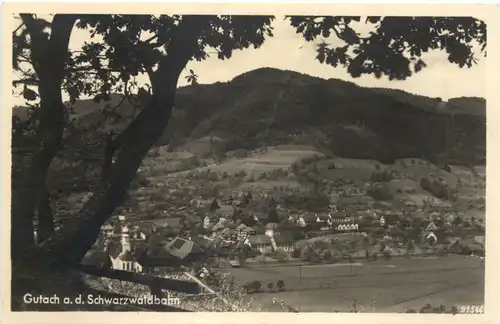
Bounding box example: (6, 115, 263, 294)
(148, 217, 183, 229)
(248, 235, 272, 245)
(265, 223, 278, 230)
(119, 250, 134, 262)
(454, 237, 484, 250)
(474, 235, 485, 245)
(236, 224, 248, 230)
(166, 237, 205, 259)
(222, 228, 237, 235)
(134, 222, 157, 236)
(302, 213, 317, 222)
(330, 211, 347, 218)
(190, 235, 214, 249)
(389, 225, 405, 236)
(274, 236, 295, 245)
(212, 223, 225, 231)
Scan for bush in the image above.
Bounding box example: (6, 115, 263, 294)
(276, 280, 285, 291)
(236, 170, 248, 177)
(233, 149, 248, 158)
(420, 176, 456, 200)
(366, 184, 393, 201)
(370, 169, 394, 182)
(245, 280, 261, 293)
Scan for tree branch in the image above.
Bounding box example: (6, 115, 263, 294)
(13, 22, 25, 35)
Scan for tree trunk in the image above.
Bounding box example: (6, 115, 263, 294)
(62, 90, 178, 265)
(37, 184, 55, 243)
(11, 15, 77, 265)
(16, 16, 211, 278)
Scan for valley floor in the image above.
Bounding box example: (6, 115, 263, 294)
(224, 255, 484, 312)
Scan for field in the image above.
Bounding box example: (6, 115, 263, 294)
(224, 255, 484, 312)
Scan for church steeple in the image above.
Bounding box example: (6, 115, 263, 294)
(121, 226, 131, 254)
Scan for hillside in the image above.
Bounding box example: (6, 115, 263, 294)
(13, 67, 486, 166)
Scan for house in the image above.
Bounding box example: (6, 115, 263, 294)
(274, 236, 295, 252)
(425, 221, 438, 232)
(265, 222, 278, 237)
(449, 236, 485, 257)
(203, 216, 211, 229)
(297, 215, 307, 228)
(336, 223, 359, 232)
(379, 216, 386, 226)
(138, 235, 207, 274)
(426, 231, 438, 244)
(101, 224, 114, 237)
(388, 225, 405, 242)
(211, 223, 225, 237)
(221, 228, 238, 241)
(236, 223, 248, 232)
(131, 222, 156, 240)
(248, 235, 273, 253)
(243, 226, 256, 236)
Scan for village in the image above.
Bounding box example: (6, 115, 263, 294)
(83, 188, 485, 290)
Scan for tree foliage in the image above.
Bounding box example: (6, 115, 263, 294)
(288, 16, 486, 80)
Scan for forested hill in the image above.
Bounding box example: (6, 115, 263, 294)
(13, 67, 486, 166)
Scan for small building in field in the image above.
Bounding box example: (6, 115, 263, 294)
(248, 235, 273, 253)
(274, 236, 295, 252)
(449, 236, 485, 257)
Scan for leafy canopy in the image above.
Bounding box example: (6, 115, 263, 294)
(288, 16, 486, 80)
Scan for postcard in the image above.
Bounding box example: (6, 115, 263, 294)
(1, 2, 499, 324)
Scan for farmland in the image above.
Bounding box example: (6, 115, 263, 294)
(224, 255, 484, 312)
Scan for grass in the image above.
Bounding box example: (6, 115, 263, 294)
(225, 255, 484, 312)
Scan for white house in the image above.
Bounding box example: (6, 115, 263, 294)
(298, 215, 307, 228)
(203, 216, 211, 229)
(248, 235, 273, 253)
(426, 221, 438, 232)
(101, 224, 114, 237)
(426, 231, 438, 244)
(337, 223, 359, 232)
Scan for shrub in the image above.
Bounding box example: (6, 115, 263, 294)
(247, 280, 261, 293)
(420, 176, 456, 200)
(370, 169, 394, 182)
(291, 248, 301, 258)
(233, 149, 248, 158)
(146, 148, 161, 157)
(276, 280, 285, 291)
(366, 184, 393, 201)
(236, 170, 248, 177)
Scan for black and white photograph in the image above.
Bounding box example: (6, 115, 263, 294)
(4, 2, 496, 318)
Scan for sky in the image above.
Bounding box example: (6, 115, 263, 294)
(12, 15, 486, 107)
